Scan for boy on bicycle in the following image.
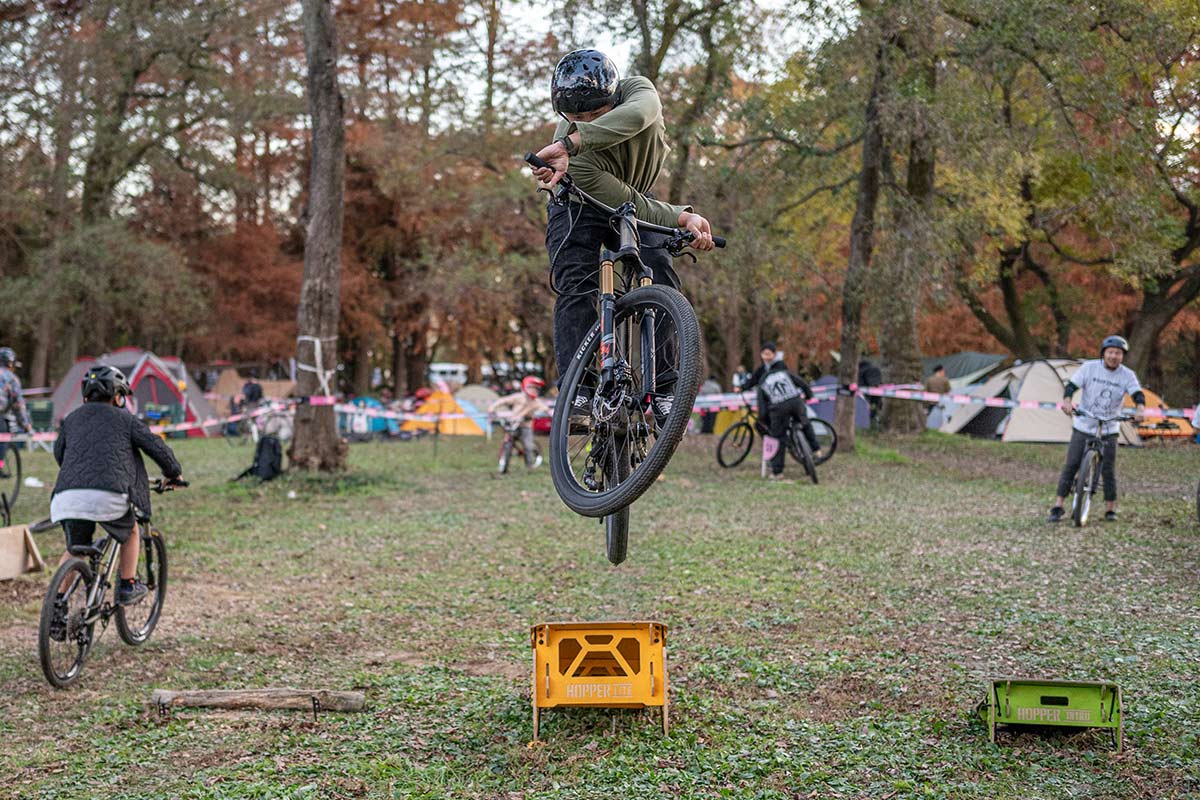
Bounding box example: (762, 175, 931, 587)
(741, 342, 820, 478)
(50, 365, 185, 605)
(529, 49, 715, 415)
(1049, 335, 1145, 522)
(0, 346, 33, 478)
(488, 376, 550, 468)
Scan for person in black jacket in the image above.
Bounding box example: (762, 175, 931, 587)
(50, 365, 185, 605)
(742, 342, 820, 478)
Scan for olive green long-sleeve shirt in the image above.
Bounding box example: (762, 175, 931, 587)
(553, 76, 691, 228)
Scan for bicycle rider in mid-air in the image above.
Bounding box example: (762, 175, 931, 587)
(1048, 335, 1145, 523)
(528, 49, 715, 425)
(0, 346, 34, 479)
(488, 376, 550, 469)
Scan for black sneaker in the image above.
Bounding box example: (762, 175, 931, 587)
(1104, 510, 1117, 522)
(48, 595, 67, 641)
(117, 580, 149, 606)
(567, 389, 593, 435)
(0, 468, 10, 479)
(1048, 506, 1064, 523)
(650, 394, 674, 432)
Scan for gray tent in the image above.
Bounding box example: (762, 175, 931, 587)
(922, 352, 1007, 388)
(938, 359, 1140, 444)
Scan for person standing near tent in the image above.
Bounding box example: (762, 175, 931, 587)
(924, 364, 951, 416)
(1049, 336, 1145, 523)
(488, 377, 550, 469)
(0, 347, 33, 479)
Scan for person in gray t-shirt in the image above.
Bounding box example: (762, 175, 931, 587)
(1049, 336, 1145, 523)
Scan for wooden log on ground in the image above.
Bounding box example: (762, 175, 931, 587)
(151, 688, 365, 712)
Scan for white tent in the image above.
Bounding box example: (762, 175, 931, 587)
(939, 359, 1141, 445)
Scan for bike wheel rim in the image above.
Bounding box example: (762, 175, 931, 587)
(553, 294, 690, 508)
(45, 564, 91, 683)
(119, 534, 165, 641)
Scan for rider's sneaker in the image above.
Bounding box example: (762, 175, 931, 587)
(651, 394, 674, 432)
(568, 389, 593, 435)
(1048, 506, 1065, 523)
(116, 579, 148, 606)
(0, 468, 9, 480)
(531, 454, 543, 469)
(1104, 510, 1117, 522)
(49, 593, 67, 641)
(812, 449, 823, 461)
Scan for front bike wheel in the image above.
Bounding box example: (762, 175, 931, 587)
(788, 429, 819, 484)
(1072, 451, 1100, 527)
(498, 437, 513, 474)
(38, 557, 96, 688)
(808, 419, 837, 465)
(550, 284, 701, 518)
(603, 434, 632, 566)
(0, 444, 21, 512)
(116, 527, 168, 645)
(716, 422, 755, 468)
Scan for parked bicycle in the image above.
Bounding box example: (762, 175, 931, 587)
(494, 415, 543, 474)
(1068, 410, 1130, 528)
(37, 478, 187, 688)
(525, 153, 725, 565)
(716, 397, 837, 481)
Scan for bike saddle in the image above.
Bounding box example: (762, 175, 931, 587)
(67, 544, 104, 558)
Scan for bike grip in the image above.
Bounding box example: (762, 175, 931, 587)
(525, 152, 552, 170)
(713, 236, 727, 248)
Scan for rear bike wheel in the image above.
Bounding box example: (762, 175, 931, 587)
(38, 557, 96, 688)
(0, 444, 21, 512)
(1072, 450, 1100, 527)
(550, 284, 701, 518)
(788, 428, 819, 484)
(808, 419, 837, 465)
(716, 422, 755, 468)
(116, 527, 168, 645)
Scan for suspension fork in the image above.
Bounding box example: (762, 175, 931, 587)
(598, 254, 618, 392)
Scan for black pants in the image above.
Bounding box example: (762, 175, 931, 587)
(0, 415, 8, 464)
(545, 202, 680, 383)
(766, 397, 818, 475)
(1056, 429, 1118, 502)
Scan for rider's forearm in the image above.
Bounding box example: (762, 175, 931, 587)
(570, 78, 659, 154)
(568, 158, 690, 227)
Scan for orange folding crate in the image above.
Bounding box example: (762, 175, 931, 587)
(530, 621, 668, 741)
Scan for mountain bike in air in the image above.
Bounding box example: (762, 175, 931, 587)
(525, 153, 725, 565)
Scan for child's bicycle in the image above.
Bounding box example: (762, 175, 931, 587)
(1068, 410, 1130, 528)
(525, 153, 726, 565)
(494, 416, 542, 474)
(36, 478, 188, 688)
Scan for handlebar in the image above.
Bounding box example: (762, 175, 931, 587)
(152, 478, 189, 494)
(1072, 409, 1134, 423)
(524, 153, 726, 249)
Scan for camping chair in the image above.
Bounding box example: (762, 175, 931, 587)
(26, 400, 54, 454)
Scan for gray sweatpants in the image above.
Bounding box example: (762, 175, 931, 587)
(1056, 429, 1118, 502)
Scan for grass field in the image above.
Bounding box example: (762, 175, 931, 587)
(1, 430, 1198, 799)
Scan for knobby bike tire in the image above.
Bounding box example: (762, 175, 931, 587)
(1196, 479, 1199, 525)
(0, 445, 21, 511)
(808, 419, 837, 465)
(116, 527, 168, 646)
(1073, 451, 1099, 527)
(38, 557, 95, 688)
(795, 432, 818, 484)
(716, 421, 755, 468)
(604, 436, 632, 565)
(549, 284, 701, 518)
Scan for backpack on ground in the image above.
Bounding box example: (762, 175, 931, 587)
(235, 434, 283, 481)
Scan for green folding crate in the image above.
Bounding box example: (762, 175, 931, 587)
(980, 678, 1122, 751)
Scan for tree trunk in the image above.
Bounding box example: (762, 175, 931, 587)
(1125, 268, 1200, 378)
(391, 330, 406, 394)
(880, 57, 935, 435)
(835, 45, 887, 451)
(291, 0, 348, 472)
(352, 337, 372, 396)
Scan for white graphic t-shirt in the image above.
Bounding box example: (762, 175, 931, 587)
(1068, 360, 1141, 437)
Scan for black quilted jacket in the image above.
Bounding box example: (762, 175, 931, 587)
(53, 402, 182, 517)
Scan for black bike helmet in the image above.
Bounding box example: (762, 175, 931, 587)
(0, 347, 15, 366)
(81, 365, 131, 401)
(551, 49, 619, 116)
(1100, 335, 1128, 355)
